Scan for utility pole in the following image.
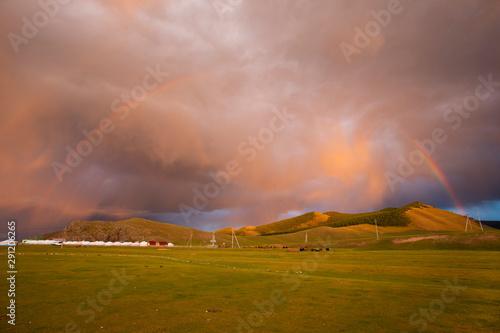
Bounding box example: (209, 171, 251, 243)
(210, 232, 216, 248)
(465, 214, 472, 232)
(61, 227, 66, 249)
(375, 219, 379, 240)
(231, 228, 240, 248)
(477, 213, 483, 232)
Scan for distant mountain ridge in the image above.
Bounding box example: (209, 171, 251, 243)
(482, 221, 500, 229)
(38, 202, 487, 243)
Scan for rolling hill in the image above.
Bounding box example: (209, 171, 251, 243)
(37, 202, 491, 244)
(38, 218, 231, 245)
(222, 202, 462, 236)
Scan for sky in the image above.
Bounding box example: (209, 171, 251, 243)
(1, 0, 500, 239)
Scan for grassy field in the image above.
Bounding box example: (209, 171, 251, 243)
(1, 235, 499, 332)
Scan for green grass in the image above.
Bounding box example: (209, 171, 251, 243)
(1, 238, 499, 332)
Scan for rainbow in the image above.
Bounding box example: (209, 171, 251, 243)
(398, 129, 466, 215)
(105, 70, 213, 123)
(4, 62, 214, 226)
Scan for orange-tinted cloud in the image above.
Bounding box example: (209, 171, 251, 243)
(0, 0, 499, 237)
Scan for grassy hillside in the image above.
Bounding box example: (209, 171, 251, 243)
(406, 205, 484, 231)
(233, 202, 428, 236)
(323, 203, 414, 228)
(37, 202, 491, 245)
(232, 211, 330, 236)
(39, 218, 235, 245)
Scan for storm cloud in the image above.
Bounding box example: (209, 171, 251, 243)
(1, 0, 499, 238)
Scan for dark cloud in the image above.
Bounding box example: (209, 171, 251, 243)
(1, 0, 499, 239)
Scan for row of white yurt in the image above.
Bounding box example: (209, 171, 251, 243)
(64, 241, 82, 246)
(29, 240, 156, 246)
(24, 240, 59, 245)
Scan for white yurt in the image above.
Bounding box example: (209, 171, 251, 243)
(82, 241, 91, 246)
(112, 242, 122, 246)
(131, 242, 141, 247)
(104, 242, 114, 246)
(94, 241, 105, 246)
(139, 241, 148, 247)
(0, 240, 15, 246)
(122, 242, 133, 246)
(168, 243, 174, 247)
